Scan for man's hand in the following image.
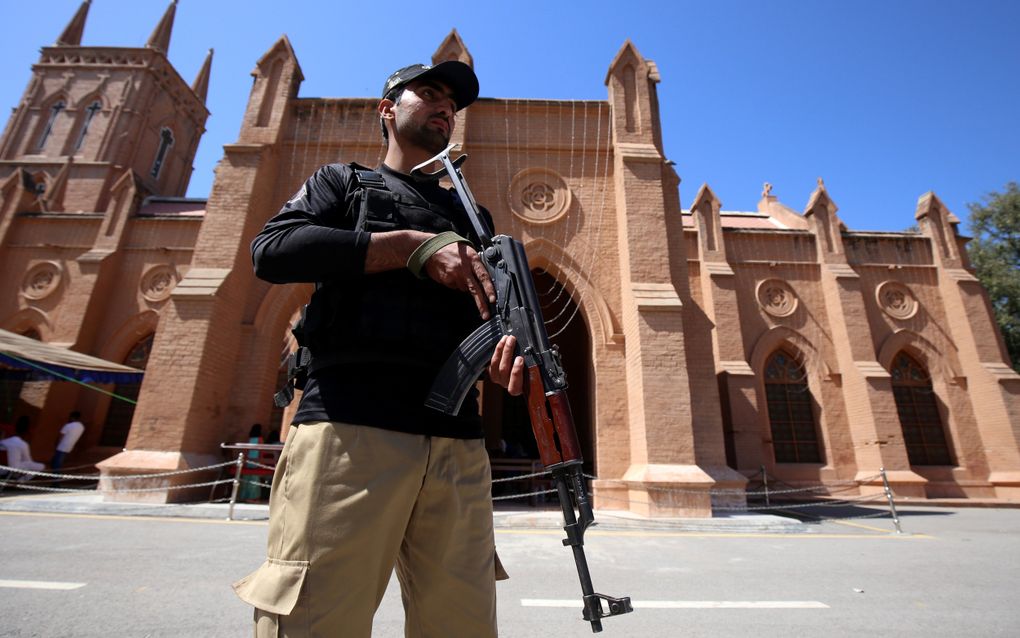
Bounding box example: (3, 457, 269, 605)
(424, 242, 497, 320)
(366, 230, 496, 319)
(489, 335, 524, 396)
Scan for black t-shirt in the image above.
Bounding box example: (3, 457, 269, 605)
(251, 163, 491, 439)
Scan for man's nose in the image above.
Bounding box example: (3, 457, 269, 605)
(436, 98, 454, 117)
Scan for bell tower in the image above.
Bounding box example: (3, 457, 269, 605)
(0, 0, 211, 221)
(0, 1, 213, 458)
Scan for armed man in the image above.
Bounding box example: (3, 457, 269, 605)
(233, 61, 523, 637)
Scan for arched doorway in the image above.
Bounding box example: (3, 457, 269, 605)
(483, 269, 595, 474)
(100, 334, 153, 447)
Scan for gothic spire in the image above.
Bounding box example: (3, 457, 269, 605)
(56, 0, 91, 46)
(191, 49, 213, 103)
(146, 0, 178, 54)
(432, 29, 473, 67)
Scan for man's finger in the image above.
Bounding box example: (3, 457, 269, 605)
(508, 355, 525, 396)
(498, 335, 517, 378)
(473, 258, 496, 303)
(464, 273, 488, 320)
(472, 284, 490, 320)
(488, 337, 503, 380)
(489, 335, 515, 382)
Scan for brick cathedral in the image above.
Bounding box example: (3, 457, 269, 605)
(2, 2, 1018, 515)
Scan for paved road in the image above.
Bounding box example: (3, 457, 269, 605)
(0, 505, 1017, 637)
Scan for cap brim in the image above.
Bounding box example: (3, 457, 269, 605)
(416, 61, 479, 111)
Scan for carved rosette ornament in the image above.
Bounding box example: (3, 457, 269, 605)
(876, 280, 918, 320)
(756, 279, 798, 318)
(21, 261, 63, 300)
(508, 168, 571, 224)
(140, 264, 178, 302)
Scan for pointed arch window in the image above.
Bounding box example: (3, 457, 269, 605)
(36, 100, 67, 151)
(890, 352, 953, 465)
(73, 100, 103, 152)
(150, 127, 174, 179)
(764, 349, 823, 463)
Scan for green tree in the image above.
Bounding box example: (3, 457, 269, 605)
(967, 182, 1020, 372)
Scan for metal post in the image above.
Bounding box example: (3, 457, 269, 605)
(227, 452, 244, 521)
(761, 464, 770, 508)
(880, 468, 904, 534)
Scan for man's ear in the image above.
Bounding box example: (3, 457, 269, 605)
(378, 98, 395, 122)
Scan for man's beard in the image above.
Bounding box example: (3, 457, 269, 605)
(396, 115, 449, 154)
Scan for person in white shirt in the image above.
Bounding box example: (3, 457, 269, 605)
(51, 411, 85, 470)
(1, 416, 45, 480)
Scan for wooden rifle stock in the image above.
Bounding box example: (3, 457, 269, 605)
(524, 365, 582, 467)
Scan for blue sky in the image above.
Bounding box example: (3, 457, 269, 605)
(2, 0, 1017, 232)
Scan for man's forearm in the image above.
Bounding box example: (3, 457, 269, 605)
(364, 229, 433, 274)
(252, 223, 369, 283)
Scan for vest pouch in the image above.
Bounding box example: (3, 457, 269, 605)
(395, 202, 458, 235)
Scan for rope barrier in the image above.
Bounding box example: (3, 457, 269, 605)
(492, 469, 549, 484)
(242, 460, 278, 472)
(0, 457, 905, 530)
(0, 461, 236, 481)
(492, 468, 904, 531)
(0, 478, 234, 493)
(493, 488, 558, 502)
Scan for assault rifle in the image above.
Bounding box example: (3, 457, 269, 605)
(413, 144, 633, 633)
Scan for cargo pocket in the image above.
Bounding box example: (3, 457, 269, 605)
(233, 558, 309, 615)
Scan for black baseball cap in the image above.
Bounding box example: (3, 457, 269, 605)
(382, 61, 479, 111)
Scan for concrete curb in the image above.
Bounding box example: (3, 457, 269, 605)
(494, 509, 809, 533)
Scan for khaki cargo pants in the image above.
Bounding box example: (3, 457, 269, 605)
(233, 421, 503, 637)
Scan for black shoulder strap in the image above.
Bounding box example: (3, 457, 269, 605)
(351, 165, 395, 231)
(352, 166, 385, 189)
(351, 164, 466, 226)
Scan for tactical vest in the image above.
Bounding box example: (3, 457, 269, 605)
(274, 165, 480, 408)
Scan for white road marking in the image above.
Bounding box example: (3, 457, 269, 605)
(0, 579, 87, 590)
(521, 599, 829, 609)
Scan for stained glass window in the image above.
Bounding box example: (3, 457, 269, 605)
(764, 350, 822, 463)
(890, 352, 953, 465)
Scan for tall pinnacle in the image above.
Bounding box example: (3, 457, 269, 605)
(146, 0, 178, 54)
(56, 0, 91, 46)
(191, 49, 213, 103)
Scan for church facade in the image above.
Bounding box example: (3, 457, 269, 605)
(2, 2, 1018, 516)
